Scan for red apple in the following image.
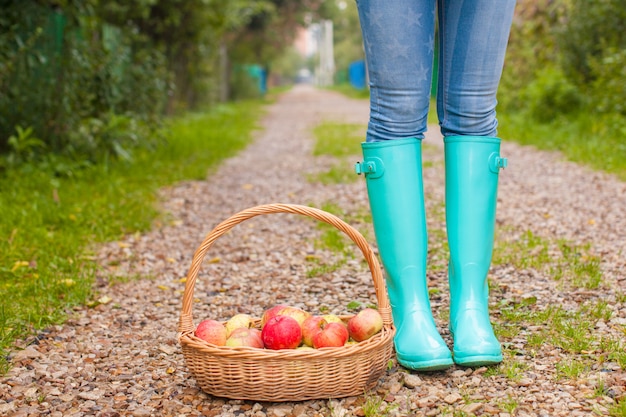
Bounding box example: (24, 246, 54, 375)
(224, 313, 253, 337)
(313, 322, 349, 348)
(347, 308, 383, 342)
(260, 304, 289, 327)
(301, 315, 327, 347)
(226, 328, 264, 348)
(194, 319, 227, 346)
(277, 306, 311, 327)
(261, 315, 302, 350)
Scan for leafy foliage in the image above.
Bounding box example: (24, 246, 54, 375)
(500, 0, 626, 124)
(0, 1, 168, 161)
(0, 0, 324, 164)
(557, 0, 626, 86)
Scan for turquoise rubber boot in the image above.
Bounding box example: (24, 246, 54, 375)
(444, 136, 506, 366)
(356, 138, 453, 371)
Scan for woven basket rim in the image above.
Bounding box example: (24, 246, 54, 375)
(178, 203, 392, 334)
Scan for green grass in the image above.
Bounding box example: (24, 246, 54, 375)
(496, 298, 625, 375)
(498, 394, 520, 414)
(308, 121, 365, 185)
(555, 359, 590, 380)
(326, 84, 371, 100)
(304, 202, 357, 279)
(498, 111, 626, 181)
(493, 229, 604, 290)
(361, 393, 399, 417)
(0, 99, 266, 373)
(608, 399, 626, 417)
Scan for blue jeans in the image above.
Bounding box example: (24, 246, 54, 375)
(356, 0, 517, 142)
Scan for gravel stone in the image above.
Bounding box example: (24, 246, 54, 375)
(403, 374, 422, 389)
(1, 85, 625, 416)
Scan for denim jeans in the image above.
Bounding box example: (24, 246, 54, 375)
(355, 0, 517, 142)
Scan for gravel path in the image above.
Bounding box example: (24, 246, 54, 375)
(1, 85, 624, 417)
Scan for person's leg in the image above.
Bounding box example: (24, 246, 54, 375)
(437, 0, 516, 366)
(355, 0, 453, 370)
(357, 0, 436, 142)
(437, 0, 516, 137)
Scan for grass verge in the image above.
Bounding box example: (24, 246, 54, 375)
(326, 84, 370, 100)
(498, 111, 626, 181)
(308, 121, 365, 185)
(0, 99, 266, 373)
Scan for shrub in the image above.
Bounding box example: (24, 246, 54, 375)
(557, 0, 626, 85)
(590, 48, 626, 115)
(0, 2, 168, 162)
(522, 66, 584, 123)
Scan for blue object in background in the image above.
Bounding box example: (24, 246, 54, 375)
(348, 60, 367, 90)
(246, 65, 267, 95)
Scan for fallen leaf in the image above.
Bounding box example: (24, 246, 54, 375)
(159, 345, 176, 355)
(98, 295, 112, 304)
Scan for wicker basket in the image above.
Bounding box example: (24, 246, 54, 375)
(177, 203, 395, 402)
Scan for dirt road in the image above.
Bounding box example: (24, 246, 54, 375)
(1, 85, 624, 417)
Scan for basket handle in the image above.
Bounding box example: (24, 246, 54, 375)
(178, 203, 391, 333)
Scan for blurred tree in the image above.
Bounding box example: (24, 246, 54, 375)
(558, 0, 626, 85)
(498, 0, 565, 112)
(318, 0, 364, 81)
(97, 0, 271, 108)
(500, 0, 626, 118)
(228, 0, 325, 84)
(0, 0, 271, 159)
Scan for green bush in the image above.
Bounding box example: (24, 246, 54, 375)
(0, 3, 168, 162)
(590, 48, 626, 115)
(558, 0, 626, 85)
(498, 111, 626, 181)
(522, 66, 584, 123)
(230, 66, 264, 100)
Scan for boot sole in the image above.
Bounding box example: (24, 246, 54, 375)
(453, 353, 503, 367)
(397, 356, 454, 372)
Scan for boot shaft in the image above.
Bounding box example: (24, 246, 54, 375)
(444, 136, 506, 270)
(357, 138, 428, 283)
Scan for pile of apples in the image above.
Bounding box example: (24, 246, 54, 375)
(194, 304, 384, 350)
